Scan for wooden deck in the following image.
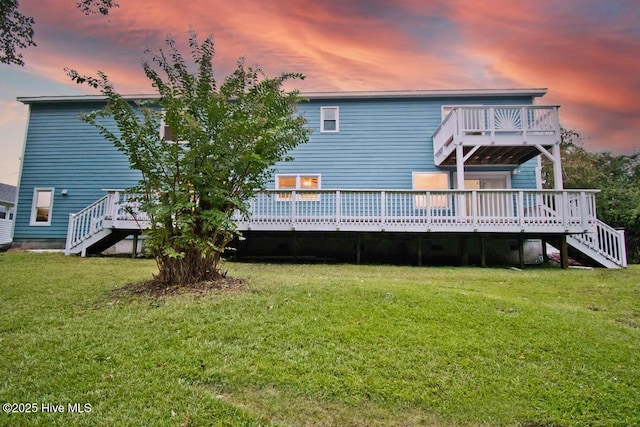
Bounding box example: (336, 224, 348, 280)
(64, 189, 626, 268)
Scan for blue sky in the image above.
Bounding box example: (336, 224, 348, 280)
(1, 0, 639, 186)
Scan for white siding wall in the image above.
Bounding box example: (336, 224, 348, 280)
(0, 219, 13, 244)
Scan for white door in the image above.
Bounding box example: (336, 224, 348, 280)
(459, 173, 511, 219)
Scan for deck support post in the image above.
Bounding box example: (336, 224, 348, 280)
(542, 238, 549, 263)
(560, 235, 569, 269)
(417, 235, 422, 267)
(131, 233, 139, 258)
(292, 231, 298, 262)
(480, 236, 486, 267)
(356, 234, 362, 264)
(518, 237, 525, 269)
(460, 237, 469, 266)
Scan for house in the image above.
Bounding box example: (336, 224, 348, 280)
(13, 89, 627, 267)
(0, 183, 17, 247)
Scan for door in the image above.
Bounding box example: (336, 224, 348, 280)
(459, 173, 511, 220)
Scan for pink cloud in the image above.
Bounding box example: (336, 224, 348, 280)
(443, 0, 640, 152)
(10, 0, 640, 155)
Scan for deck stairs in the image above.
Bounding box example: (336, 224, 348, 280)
(65, 191, 149, 256)
(564, 220, 627, 268)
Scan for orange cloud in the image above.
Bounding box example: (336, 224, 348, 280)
(11, 0, 640, 155)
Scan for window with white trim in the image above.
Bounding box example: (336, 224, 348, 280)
(30, 188, 54, 226)
(160, 113, 189, 145)
(276, 174, 321, 201)
(413, 172, 449, 208)
(320, 107, 339, 132)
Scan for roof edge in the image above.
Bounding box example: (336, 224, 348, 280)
(18, 88, 548, 104)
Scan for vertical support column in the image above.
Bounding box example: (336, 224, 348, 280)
(560, 235, 569, 269)
(552, 143, 563, 190)
(460, 237, 469, 266)
(417, 235, 423, 267)
(292, 231, 298, 263)
(132, 233, 139, 258)
(518, 237, 525, 269)
(456, 144, 466, 220)
(456, 144, 465, 190)
(480, 236, 486, 267)
(356, 234, 362, 265)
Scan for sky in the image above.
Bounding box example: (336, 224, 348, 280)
(1, 0, 639, 186)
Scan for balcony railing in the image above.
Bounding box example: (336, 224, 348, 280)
(433, 105, 560, 165)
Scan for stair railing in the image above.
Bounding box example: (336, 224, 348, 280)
(569, 219, 627, 267)
(65, 195, 111, 255)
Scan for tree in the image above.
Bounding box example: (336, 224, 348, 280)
(0, 0, 117, 66)
(543, 127, 640, 263)
(68, 32, 310, 285)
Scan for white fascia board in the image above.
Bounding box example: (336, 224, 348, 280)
(17, 94, 159, 104)
(17, 88, 549, 104)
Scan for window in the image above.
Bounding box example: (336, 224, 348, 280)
(453, 172, 510, 189)
(276, 174, 321, 201)
(30, 188, 54, 226)
(160, 113, 188, 145)
(321, 107, 339, 132)
(413, 172, 449, 208)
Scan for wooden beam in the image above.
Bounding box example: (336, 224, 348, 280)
(480, 236, 486, 267)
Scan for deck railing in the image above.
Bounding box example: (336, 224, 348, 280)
(433, 105, 560, 164)
(237, 189, 598, 234)
(65, 188, 630, 267)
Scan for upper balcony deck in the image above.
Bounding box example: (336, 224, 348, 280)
(433, 106, 561, 167)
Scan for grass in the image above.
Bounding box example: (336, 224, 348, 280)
(0, 252, 639, 426)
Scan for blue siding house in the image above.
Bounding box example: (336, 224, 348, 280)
(14, 89, 626, 267)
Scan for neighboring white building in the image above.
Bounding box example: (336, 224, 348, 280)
(0, 183, 17, 246)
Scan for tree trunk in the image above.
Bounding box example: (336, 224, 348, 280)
(153, 249, 224, 286)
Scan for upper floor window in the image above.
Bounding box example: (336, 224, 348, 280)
(321, 107, 339, 133)
(160, 113, 188, 145)
(30, 188, 54, 226)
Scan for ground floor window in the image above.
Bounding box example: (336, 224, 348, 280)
(30, 188, 54, 226)
(412, 172, 449, 208)
(276, 174, 321, 201)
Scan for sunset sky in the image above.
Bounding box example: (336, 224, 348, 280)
(1, 0, 638, 186)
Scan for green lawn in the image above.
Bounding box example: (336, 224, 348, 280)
(0, 252, 638, 426)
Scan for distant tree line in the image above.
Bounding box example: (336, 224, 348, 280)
(543, 128, 640, 263)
